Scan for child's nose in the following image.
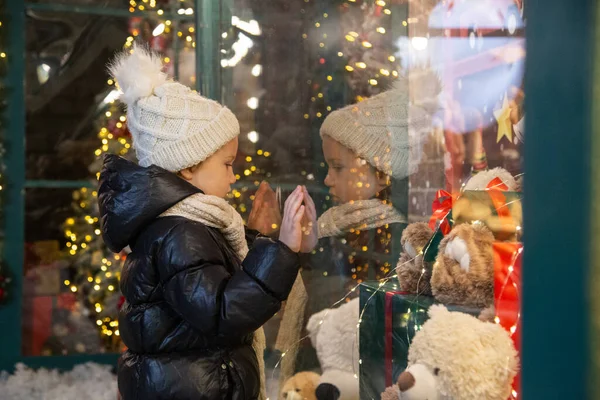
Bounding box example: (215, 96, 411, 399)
(324, 173, 333, 187)
(229, 170, 237, 184)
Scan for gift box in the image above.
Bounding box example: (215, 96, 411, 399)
(493, 242, 523, 400)
(359, 281, 481, 399)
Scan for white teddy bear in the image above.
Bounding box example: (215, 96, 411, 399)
(387, 305, 518, 400)
(306, 298, 360, 400)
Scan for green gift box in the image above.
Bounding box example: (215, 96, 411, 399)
(359, 281, 481, 399)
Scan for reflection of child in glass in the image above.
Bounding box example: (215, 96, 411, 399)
(99, 45, 316, 400)
(315, 76, 437, 289)
(294, 74, 439, 372)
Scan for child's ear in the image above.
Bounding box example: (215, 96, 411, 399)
(375, 170, 391, 191)
(179, 168, 194, 181)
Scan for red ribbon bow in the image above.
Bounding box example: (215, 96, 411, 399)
(429, 190, 453, 235)
(485, 177, 512, 221)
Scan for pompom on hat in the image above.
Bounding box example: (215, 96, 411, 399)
(108, 43, 240, 172)
(320, 69, 441, 180)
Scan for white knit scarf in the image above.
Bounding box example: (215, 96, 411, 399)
(317, 198, 407, 238)
(160, 193, 267, 400)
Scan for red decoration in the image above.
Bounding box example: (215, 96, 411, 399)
(493, 242, 523, 400)
(0, 287, 4, 300)
(319, 58, 326, 65)
(118, 295, 126, 311)
(429, 190, 453, 235)
(485, 177, 515, 231)
(57, 293, 77, 311)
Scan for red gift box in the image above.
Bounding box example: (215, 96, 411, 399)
(493, 242, 522, 400)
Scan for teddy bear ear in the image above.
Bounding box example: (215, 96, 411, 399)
(428, 304, 449, 318)
(306, 307, 329, 345)
(401, 222, 434, 256)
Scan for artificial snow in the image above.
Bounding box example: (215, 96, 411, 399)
(0, 362, 117, 400)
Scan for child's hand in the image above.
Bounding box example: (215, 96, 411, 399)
(248, 182, 282, 236)
(300, 186, 318, 253)
(279, 186, 306, 253)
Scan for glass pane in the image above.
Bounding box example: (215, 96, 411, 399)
(43, 0, 526, 397)
(216, 1, 525, 399)
(25, 10, 196, 180)
(23, 10, 197, 355)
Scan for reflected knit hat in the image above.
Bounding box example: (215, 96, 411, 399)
(320, 71, 440, 179)
(108, 44, 239, 172)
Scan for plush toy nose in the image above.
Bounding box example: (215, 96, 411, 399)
(397, 371, 416, 392)
(315, 383, 341, 400)
(283, 390, 304, 400)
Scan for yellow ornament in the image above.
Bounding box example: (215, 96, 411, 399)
(494, 95, 513, 143)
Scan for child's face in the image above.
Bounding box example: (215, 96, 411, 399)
(322, 136, 385, 204)
(179, 137, 238, 198)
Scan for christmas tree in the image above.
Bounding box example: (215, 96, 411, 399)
(61, 103, 131, 351)
(339, 0, 402, 99)
(60, 2, 196, 351)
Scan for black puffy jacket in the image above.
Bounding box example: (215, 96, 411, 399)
(98, 154, 300, 400)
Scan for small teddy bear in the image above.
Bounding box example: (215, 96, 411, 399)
(306, 298, 360, 400)
(384, 305, 518, 400)
(431, 222, 495, 308)
(396, 222, 434, 295)
(280, 372, 321, 400)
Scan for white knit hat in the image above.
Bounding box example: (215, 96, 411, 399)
(108, 44, 240, 172)
(320, 71, 440, 179)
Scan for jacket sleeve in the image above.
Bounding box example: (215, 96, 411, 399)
(244, 227, 261, 248)
(158, 221, 300, 338)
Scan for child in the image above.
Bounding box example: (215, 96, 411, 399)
(308, 73, 439, 307)
(289, 72, 440, 380)
(99, 44, 315, 400)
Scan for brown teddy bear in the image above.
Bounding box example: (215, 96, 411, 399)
(431, 222, 495, 308)
(396, 222, 434, 295)
(280, 371, 321, 400)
